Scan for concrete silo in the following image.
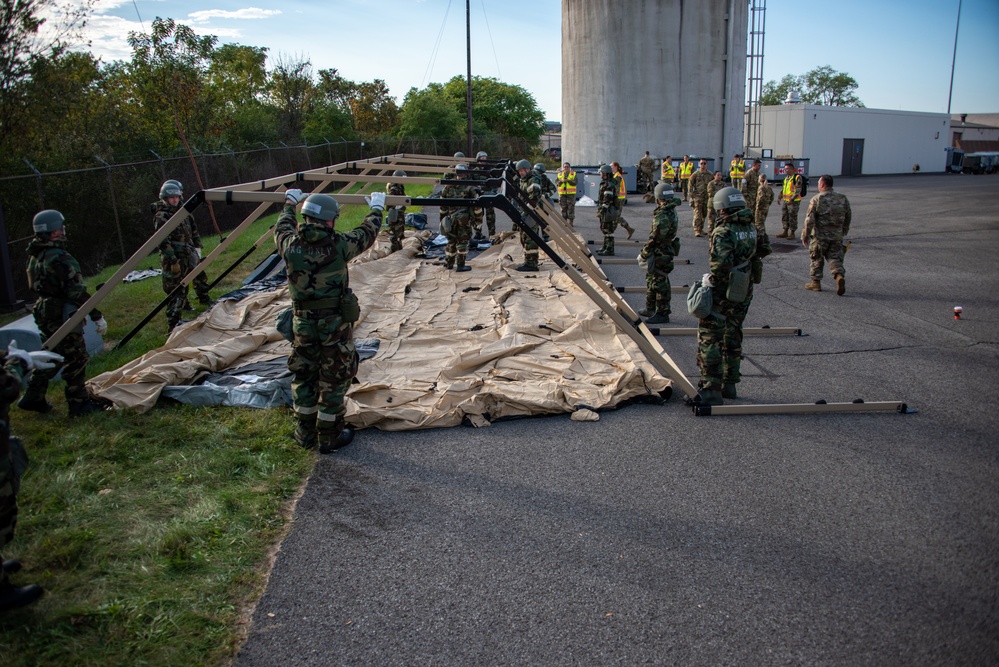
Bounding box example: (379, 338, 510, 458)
(561, 0, 749, 167)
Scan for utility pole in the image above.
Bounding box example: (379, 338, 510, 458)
(466, 0, 474, 156)
(947, 0, 962, 115)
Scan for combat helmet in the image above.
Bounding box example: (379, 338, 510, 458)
(160, 180, 183, 199)
(393, 170, 407, 178)
(713, 186, 746, 213)
(32, 209, 65, 233)
(476, 151, 488, 160)
(654, 182, 675, 201)
(533, 163, 545, 174)
(599, 164, 613, 176)
(301, 193, 340, 222)
(454, 152, 465, 158)
(515, 159, 532, 172)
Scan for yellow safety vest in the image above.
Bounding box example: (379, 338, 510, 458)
(730, 159, 744, 180)
(782, 174, 801, 202)
(616, 174, 627, 201)
(556, 170, 576, 195)
(662, 162, 675, 179)
(679, 162, 693, 179)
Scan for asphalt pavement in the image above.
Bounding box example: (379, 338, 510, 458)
(235, 173, 999, 666)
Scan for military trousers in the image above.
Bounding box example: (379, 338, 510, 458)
(696, 292, 753, 390)
(808, 237, 846, 282)
(288, 310, 358, 433)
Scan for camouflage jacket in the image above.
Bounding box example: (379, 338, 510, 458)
(709, 208, 759, 293)
(539, 173, 556, 198)
(640, 199, 680, 260)
(2, 352, 29, 446)
(386, 182, 407, 216)
(706, 179, 726, 209)
(804, 189, 851, 241)
(26, 238, 102, 322)
(441, 181, 478, 220)
(152, 200, 193, 261)
(597, 176, 617, 213)
(274, 204, 380, 305)
(688, 169, 713, 200)
(638, 156, 655, 174)
(741, 169, 761, 199)
(756, 181, 775, 210)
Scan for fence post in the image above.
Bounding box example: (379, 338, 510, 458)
(324, 138, 333, 166)
(94, 155, 128, 262)
(223, 144, 241, 182)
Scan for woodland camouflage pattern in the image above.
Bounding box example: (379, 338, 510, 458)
(274, 203, 380, 437)
(1, 353, 28, 589)
(23, 236, 100, 409)
(517, 170, 544, 269)
(640, 197, 681, 316)
(152, 200, 209, 328)
(441, 180, 478, 268)
(386, 181, 407, 253)
(596, 175, 619, 255)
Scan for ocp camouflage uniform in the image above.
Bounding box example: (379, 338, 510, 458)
(638, 155, 656, 193)
(706, 178, 725, 235)
(1, 352, 28, 591)
(780, 172, 804, 237)
(754, 180, 775, 233)
(516, 170, 544, 270)
(697, 207, 771, 392)
(639, 196, 681, 319)
(274, 203, 380, 443)
(440, 179, 478, 270)
(688, 168, 714, 236)
(741, 168, 761, 216)
(23, 236, 101, 412)
(386, 181, 406, 253)
(803, 187, 852, 287)
(596, 175, 619, 256)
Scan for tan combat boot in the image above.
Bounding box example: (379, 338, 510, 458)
(805, 280, 821, 291)
(835, 275, 846, 296)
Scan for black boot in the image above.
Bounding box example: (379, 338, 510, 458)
(17, 396, 52, 414)
(2, 560, 22, 574)
(319, 427, 354, 454)
(696, 389, 724, 406)
(68, 400, 103, 417)
(646, 312, 670, 325)
(721, 382, 738, 399)
(0, 582, 44, 612)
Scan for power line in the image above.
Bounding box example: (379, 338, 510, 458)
(479, 0, 502, 79)
(421, 0, 453, 88)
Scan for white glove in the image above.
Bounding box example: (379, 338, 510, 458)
(637, 254, 648, 270)
(7, 341, 64, 371)
(366, 192, 386, 212)
(285, 188, 304, 205)
(196, 248, 202, 260)
(702, 273, 714, 288)
(94, 317, 108, 336)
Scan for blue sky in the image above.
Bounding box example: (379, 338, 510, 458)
(56, 0, 999, 121)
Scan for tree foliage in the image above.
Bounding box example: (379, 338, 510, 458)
(759, 65, 864, 108)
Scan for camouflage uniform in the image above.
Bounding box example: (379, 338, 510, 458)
(556, 169, 577, 226)
(697, 207, 771, 392)
(182, 214, 211, 306)
(754, 179, 775, 233)
(803, 187, 852, 287)
(596, 174, 619, 256)
(706, 177, 726, 235)
(688, 167, 714, 235)
(274, 203, 380, 444)
(1, 353, 28, 592)
(440, 178, 478, 270)
(638, 154, 656, 193)
(780, 172, 804, 237)
(153, 201, 210, 329)
(612, 171, 635, 239)
(516, 169, 544, 270)
(386, 181, 407, 253)
(639, 196, 681, 318)
(22, 236, 102, 412)
(741, 167, 761, 216)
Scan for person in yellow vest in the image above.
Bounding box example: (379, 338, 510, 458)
(687, 158, 714, 237)
(777, 162, 804, 238)
(611, 162, 635, 239)
(661, 155, 676, 185)
(555, 162, 577, 227)
(729, 152, 745, 189)
(678, 155, 694, 201)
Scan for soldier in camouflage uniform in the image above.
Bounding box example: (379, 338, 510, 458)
(754, 174, 775, 233)
(471, 152, 497, 239)
(595, 164, 619, 256)
(801, 174, 852, 295)
(440, 164, 478, 271)
(638, 183, 681, 325)
(638, 151, 656, 193)
(696, 187, 772, 406)
(706, 171, 725, 235)
(741, 159, 762, 217)
(535, 164, 556, 201)
(152, 181, 211, 330)
(1, 343, 62, 611)
(19, 210, 107, 417)
(386, 170, 407, 253)
(514, 159, 544, 271)
(274, 189, 383, 453)
(688, 159, 714, 237)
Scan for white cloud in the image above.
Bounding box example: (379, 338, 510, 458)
(187, 8, 282, 23)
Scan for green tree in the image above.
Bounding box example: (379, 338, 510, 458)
(267, 54, 315, 142)
(441, 75, 545, 141)
(759, 67, 863, 107)
(350, 79, 398, 136)
(395, 84, 463, 140)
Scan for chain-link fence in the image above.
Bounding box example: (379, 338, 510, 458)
(1, 135, 538, 308)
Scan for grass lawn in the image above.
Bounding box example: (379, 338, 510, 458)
(1, 187, 431, 666)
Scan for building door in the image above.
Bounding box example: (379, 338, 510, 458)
(841, 139, 864, 176)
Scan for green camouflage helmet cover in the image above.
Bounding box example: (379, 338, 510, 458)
(301, 193, 340, 222)
(32, 209, 65, 233)
(713, 186, 746, 212)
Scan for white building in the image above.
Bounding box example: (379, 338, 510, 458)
(751, 104, 951, 176)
